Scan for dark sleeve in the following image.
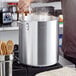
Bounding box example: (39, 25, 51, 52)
(61, 0, 76, 58)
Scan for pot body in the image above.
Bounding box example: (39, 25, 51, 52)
(19, 19, 58, 66)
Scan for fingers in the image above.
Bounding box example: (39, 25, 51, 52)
(18, 0, 26, 9)
(19, 4, 29, 13)
(18, 0, 31, 13)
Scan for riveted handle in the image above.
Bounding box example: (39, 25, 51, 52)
(25, 22, 29, 30)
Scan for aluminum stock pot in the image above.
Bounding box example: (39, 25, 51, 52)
(19, 14, 59, 67)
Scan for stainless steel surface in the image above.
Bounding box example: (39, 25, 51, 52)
(19, 17, 58, 66)
(0, 7, 12, 25)
(3, 13, 12, 24)
(0, 54, 13, 76)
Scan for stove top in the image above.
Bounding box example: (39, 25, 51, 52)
(13, 62, 62, 76)
(13, 63, 27, 76)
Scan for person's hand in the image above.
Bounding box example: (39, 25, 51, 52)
(18, 0, 32, 13)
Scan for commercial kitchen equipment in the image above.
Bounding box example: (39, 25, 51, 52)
(19, 8, 59, 66)
(0, 7, 12, 25)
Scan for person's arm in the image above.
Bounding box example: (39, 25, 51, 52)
(18, 0, 33, 13)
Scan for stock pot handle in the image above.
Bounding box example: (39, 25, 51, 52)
(17, 21, 29, 31)
(25, 22, 29, 30)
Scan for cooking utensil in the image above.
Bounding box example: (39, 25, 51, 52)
(1, 42, 7, 55)
(0, 40, 14, 55)
(6, 40, 14, 55)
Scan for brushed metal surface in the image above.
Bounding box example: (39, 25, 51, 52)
(0, 54, 13, 76)
(19, 20, 58, 66)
